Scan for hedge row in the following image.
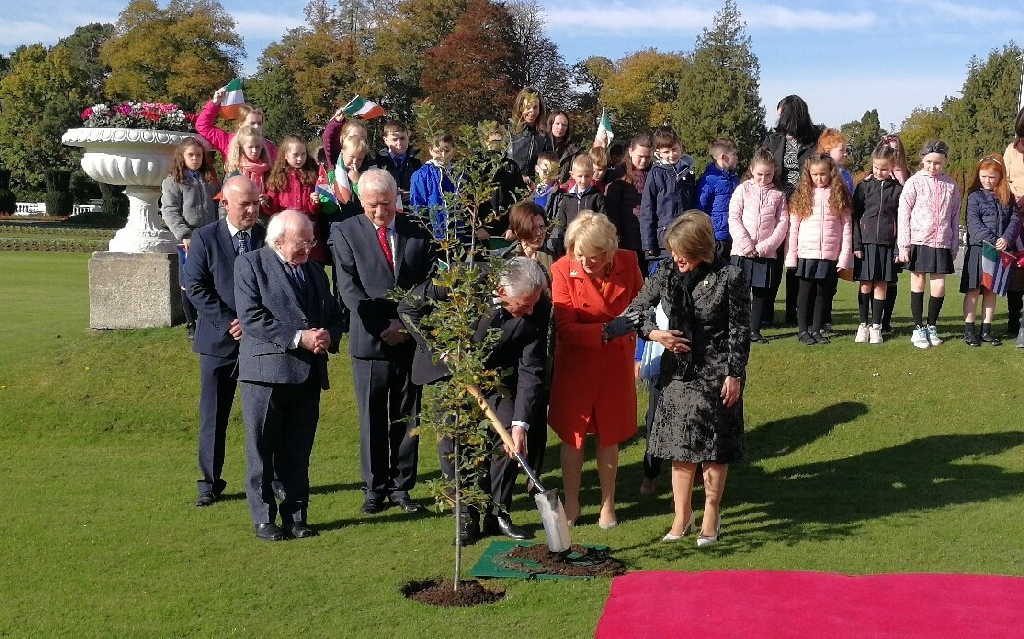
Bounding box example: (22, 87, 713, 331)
(0, 237, 109, 252)
(0, 224, 116, 239)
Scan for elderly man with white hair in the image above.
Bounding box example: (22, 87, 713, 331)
(398, 256, 551, 544)
(234, 210, 345, 541)
(329, 169, 436, 515)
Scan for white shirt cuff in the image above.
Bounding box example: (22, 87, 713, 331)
(511, 421, 529, 432)
(291, 331, 302, 349)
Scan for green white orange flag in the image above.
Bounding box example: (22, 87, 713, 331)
(342, 95, 385, 120)
(594, 109, 614, 147)
(220, 78, 246, 119)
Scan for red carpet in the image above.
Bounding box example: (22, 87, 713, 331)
(595, 570, 1024, 638)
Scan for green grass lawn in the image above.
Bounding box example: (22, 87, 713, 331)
(2, 252, 1023, 637)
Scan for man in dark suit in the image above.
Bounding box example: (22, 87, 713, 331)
(399, 257, 550, 544)
(329, 169, 435, 515)
(181, 175, 265, 507)
(234, 210, 345, 541)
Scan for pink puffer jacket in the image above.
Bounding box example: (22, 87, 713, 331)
(785, 187, 853, 268)
(728, 179, 789, 258)
(896, 171, 962, 257)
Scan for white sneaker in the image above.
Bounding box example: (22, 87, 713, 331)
(869, 324, 883, 344)
(854, 323, 869, 343)
(911, 326, 930, 349)
(926, 325, 943, 346)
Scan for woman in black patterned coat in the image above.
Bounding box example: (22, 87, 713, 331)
(626, 211, 751, 547)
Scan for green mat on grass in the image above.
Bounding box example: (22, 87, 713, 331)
(471, 540, 613, 580)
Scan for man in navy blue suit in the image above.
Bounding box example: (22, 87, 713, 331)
(182, 176, 265, 507)
(235, 211, 345, 541)
(329, 170, 436, 515)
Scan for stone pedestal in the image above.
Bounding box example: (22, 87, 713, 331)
(88, 252, 183, 329)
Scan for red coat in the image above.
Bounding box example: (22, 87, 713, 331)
(265, 169, 327, 263)
(549, 249, 644, 447)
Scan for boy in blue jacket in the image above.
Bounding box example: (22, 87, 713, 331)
(696, 137, 739, 259)
(410, 133, 457, 240)
(640, 127, 696, 259)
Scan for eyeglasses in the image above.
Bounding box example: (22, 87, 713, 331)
(289, 239, 318, 249)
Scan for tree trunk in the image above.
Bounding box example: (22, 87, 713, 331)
(453, 438, 461, 593)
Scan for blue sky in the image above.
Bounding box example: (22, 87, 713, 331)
(2, 0, 1021, 129)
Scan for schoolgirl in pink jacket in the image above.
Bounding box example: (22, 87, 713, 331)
(896, 140, 962, 349)
(728, 148, 789, 342)
(785, 155, 852, 345)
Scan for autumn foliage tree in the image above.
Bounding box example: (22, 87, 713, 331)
(100, 0, 242, 110)
(420, 0, 523, 128)
(599, 49, 690, 140)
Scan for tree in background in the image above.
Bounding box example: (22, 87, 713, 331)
(100, 0, 242, 110)
(0, 44, 89, 195)
(421, 0, 524, 128)
(507, 0, 572, 112)
(358, 0, 468, 123)
(898, 105, 952, 175)
(672, 0, 764, 167)
(600, 49, 689, 141)
(246, 55, 315, 142)
(943, 44, 1024, 183)
(840, 109, 885, 175)
(571, 56, 614, 133)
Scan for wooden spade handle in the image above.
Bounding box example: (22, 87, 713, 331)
(465, 384, 516, 451)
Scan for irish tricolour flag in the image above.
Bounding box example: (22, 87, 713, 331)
(220, 78, 246, 119)
(342, 95, 385, 120)
(980, 242, 1013, 296)
(594, 109, 614, 147)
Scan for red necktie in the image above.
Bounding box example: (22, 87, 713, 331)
(377, 225, 394, 272)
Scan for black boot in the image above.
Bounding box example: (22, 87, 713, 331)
(980, 323, 1001, 346)
(964, 323, 980, 347)
(456, 510, 480, 546)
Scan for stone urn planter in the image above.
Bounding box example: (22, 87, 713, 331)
(62, 127, 197, 328)
(62, 127, 196, 253)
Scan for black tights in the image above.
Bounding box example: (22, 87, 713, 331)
(750, 287, 770, 332)
(1007, 290, 1023, 335)
(797, 278, 828, 333)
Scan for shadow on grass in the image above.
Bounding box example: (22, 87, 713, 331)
(535, 402, 1024, 563)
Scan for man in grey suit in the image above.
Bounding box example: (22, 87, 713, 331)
(234, 211, 345, 541)
(329, 170, 435, 515)
(181, 175, 264, 507)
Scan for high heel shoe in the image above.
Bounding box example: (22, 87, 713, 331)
(661, 512, 696, 542)
(696, 514, 721, 548)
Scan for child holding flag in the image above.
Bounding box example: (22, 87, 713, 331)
(197, 80, 277, 162)
(961, 155, 1017, 346)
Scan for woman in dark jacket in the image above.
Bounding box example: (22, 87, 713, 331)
(606, 134, 654, 268)
(507, 88, 554, 183)
(763, 95, 823, 326)
(626, 211, 750, 547)
(547, 110, 580, 183)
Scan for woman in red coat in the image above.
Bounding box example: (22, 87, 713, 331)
(550, 211, 644, 528)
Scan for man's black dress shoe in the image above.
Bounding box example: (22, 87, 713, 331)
(483, 513, 532, 540)
(390, 495, 423, 513)
(284, 522, 319, 539)
(254, 523, 286, 541)
(195, 492, 215, 507)
(458, 513, 480, 546)
(212, 479, 227, 497)
(362, 495, 386, 514)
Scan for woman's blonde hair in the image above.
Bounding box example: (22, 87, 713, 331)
(665, 210, 715, 263)
(565, 211, 618, 258)
(225, 125, 268, 172)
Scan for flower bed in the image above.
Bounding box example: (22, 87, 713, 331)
(80, 102, 196, 132)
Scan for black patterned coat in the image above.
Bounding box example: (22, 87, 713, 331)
(627, 258, 751, 463)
